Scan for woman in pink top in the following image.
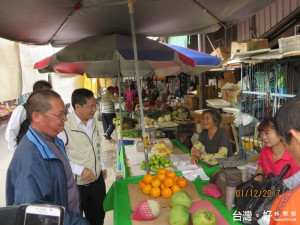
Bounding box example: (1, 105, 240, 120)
(125, 83, 137, 101)
(255, 117, 300, 182)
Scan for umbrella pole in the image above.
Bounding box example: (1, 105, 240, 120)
(117, 66, 123, 148)
(116, 54, 124, 172)
(128, 0, 150, 174)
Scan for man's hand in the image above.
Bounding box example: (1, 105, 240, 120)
(102, 169, 107, 180)
(81, 168, 97, 182)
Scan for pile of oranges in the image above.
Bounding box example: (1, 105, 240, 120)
(138, 168, 187, 199)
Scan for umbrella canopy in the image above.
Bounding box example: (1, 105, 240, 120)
(0, 0, 276, 47)
(34, 34, 220, 77)
(34, 33, 222, 174)
(161, 43, 222, 74)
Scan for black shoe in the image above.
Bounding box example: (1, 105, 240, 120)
(105, 136, 112, 140)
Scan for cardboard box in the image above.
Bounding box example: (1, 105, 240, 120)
(210, 46, 231, 60)
(184, 95, 199, 109)
(205, 85, 218, 99)
(224, 71, 236, 84)
(278, 35, 300, 53)
(221, 83, 240, 107)
(231, 39, 268, 56)
(243, 148, 259, 160)
(217, 79, 227, 89)
(224, 90, 240, 107)
(220, 114, 235, 141)
(220, 114, 235, 129)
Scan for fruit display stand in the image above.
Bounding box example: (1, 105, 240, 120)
(125, 141, 179, 177)
(118, 139, 188, 180)
(106, 139, 243, 225)
(0, 108, 12, 127)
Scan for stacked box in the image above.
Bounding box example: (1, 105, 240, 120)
(278, 35, 300, 53)
(205, 85, 218, 99)
(231, 39, 268, 56)
(184, 95, 199, 109)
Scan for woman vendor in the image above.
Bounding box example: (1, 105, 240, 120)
(254, 118, 300, 182)
(191, 109, 233, 166)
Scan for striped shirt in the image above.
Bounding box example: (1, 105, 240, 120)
(100, 92, 119, 113)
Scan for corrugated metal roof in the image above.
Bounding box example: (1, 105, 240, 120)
(237, 0, 300, 41)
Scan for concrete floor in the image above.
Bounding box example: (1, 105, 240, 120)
(0, 121, 118, 225)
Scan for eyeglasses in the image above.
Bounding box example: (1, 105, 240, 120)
(47, 112, 67, 120)
(84, 104, 97, 110)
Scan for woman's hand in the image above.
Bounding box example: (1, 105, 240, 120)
(191, 156, 199, 164)
(254, 175, 264, 182)
(254, 166, 264, 182)
(191, 148, 201, 158)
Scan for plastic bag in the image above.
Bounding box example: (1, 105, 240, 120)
(234, 112, 259, 127)
(150, 139, 173, 156)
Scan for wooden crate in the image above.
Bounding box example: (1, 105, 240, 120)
(231, 39, 268, 56)
(210, 46, 231, 60)
(205, 85, 218, 99)
(184, 95, 199, 109)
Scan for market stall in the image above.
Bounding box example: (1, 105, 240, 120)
(0, 99, 21, 127)
(114, 104, 195, 145)
(103, 139, 243, 225)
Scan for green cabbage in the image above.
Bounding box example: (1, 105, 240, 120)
(169, 205, 190, 225)
(193, 209, 217, 225)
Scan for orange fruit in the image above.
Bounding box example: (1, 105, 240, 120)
(173, 174, 179, 182)
(158, 168, 167, 174)
(166, 170, 176, 178)
(142, 184, 152, 195)
(143, 174, 153, 184)
(163, 177, 174, 187)
(177, 177, 187, 188)
(151, 178, 161, 188)
(150, 187, 161, 198)
(161, 187, 173, 199)
(138, 180, 146, 190)
(160, 183, 166, 189)
(157, 173, 166, 181)
(171, 184, 181, 194)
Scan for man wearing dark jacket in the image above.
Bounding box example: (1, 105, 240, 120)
(6, 90, 88, 225)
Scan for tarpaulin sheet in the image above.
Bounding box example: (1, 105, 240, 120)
(0, 38, 21, 101)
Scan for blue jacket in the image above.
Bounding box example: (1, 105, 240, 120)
(6, 126, 89, 225)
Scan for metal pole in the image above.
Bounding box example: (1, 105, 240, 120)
(128, 0, 150, 174)
(117, 53, 123, 147)
(197, 34, 201, 52)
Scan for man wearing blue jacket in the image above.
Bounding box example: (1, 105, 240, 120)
(6, 90, 88, 225)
